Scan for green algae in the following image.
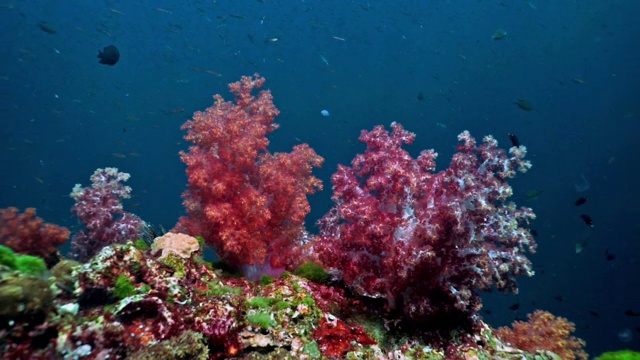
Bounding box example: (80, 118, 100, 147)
(133, 239, 149, 251)
(206, 281, 242, 296)
(259, 275, 274, 285)
(14, 254, 47, 275)
(303, 341, 321, 359)
(293, 261, 330, 284)
(0, 245, 47, 276)
(248, 296, 277, 309)
(247, 312, 276, 328)
(113, 274, 136, 299)
(159, 253, 188, 278)
(275, 300, 292, 310)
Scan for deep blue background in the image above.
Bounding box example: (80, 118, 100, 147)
(1, 1, 638, 356)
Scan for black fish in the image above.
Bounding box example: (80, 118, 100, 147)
(605, 250, 616, 261)
(624, 309, 640, 317)
(580, 214, 594, 227)
(530, 229, 538, 237)
(508, 133, 520, 147)
(553, 295, 564, 302)
(98, 45, 120, 66)
(589, 310, 600, 317)
(574, 197, 587, 206)
(508, 302, 520, 311)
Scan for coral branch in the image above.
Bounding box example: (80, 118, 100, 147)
(175, 74, 323, 272)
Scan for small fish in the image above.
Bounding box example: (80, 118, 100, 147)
(625, 309, 640, 317)
(580, 214, 594, 227)
(55, 281, 74, 293)
(112, 153, 127, 158)
(572, 77, 585, 84)
(530, 229, 538, 237)
(37, 21, 56, 34)
(508, 133, 520, 147)
(605, 250, 615, 261)
(319, 54, 329, 66)
(553, 295, 564, 302)
(491, 29, 507, 41)
(98, 45, 119, 66)
(525, 189, 543, 200)
(575, 241, 588, 254)
(163, 108, 185, 115)
(515, 99, 534, 112)
(331, 36, 346, 41)
(589, 310, 600, 317)
(190, 67, 221, 76)
(508, 302, 520, 311)
(229, 14, 246, 19)
(265, 37, 279, 43)
(33, 176, 44, 184)
(96, 27, 113, 37)
(574, 197, 587, 206)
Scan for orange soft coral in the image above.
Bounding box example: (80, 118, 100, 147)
(495, 310, 588, 360)
(0, 207, 69, 266)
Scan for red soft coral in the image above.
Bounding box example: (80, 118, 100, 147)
(175, 74, 323, 271)
(0, 207, 69, 266)
(495, 310, 588, 360)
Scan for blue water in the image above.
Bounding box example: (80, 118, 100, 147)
(1, 0, 638, 356)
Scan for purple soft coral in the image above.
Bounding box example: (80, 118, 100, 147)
(315, 122, 536, 331)
(70, 167, 144, 261)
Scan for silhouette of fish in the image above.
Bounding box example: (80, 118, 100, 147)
(580, 214, 594, 227)
(98, 45, 120, 66)
(575, 197, 587, 206)
(508, 133, 520, 147)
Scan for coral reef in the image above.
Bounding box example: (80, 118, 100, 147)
(0, 240, 570, 359)
(0, 207, 69, 266)
(70, 167, 145, 261)
(0, 75, 588, 359)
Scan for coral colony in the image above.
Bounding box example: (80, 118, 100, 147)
(0, 75, 588, 359)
